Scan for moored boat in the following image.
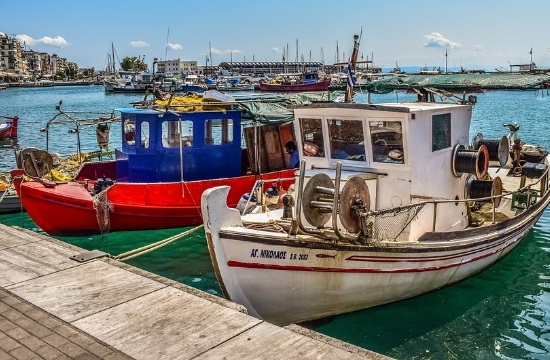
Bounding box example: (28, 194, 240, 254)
(12, 95, 297, 236)
(259, 73, 331, 92)
(202, 96, 550, 325)
(0, 115, 18, 143)
(200, 36, 550, 326)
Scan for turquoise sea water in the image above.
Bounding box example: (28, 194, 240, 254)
(1, 85, 549, 359)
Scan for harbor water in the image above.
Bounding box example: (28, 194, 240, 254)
(1, 85, 549, 359)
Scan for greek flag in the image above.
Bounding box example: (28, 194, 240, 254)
(347, 61, 357, 89)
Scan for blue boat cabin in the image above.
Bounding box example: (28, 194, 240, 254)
(116, 108, 242, 183)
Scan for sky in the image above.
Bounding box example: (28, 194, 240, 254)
(2, 0, 550, 72)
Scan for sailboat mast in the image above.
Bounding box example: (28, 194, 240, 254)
(111, 42, 116, 73)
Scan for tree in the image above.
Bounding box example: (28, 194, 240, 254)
(121, 57, 148, 72)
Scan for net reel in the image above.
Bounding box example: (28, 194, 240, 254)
(20, 148, 54, 178)
(465, 174, 503, 207)
(451, 144, 489, 180)
(301, 173, 370, 233)
(471, 133, 509, 167)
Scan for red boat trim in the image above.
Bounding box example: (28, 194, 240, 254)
(345, 235, 513, 263)
(226, 233, 524, 273)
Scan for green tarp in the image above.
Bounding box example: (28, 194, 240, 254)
(366, 73, 550, 94)
(236, 92, 331, 125)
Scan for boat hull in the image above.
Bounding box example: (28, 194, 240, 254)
(202, 185, 550, 325)
(259, 78, 331, 92)
(0, 116, 18, 141)
(15, 170, 295, 236)
(0, 192, 23, 213)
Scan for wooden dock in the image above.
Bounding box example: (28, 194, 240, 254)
(0, 224, 391, 359)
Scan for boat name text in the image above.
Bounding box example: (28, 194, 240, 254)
(250, 248, 308, 261)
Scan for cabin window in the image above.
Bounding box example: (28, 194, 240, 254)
(162, 120, 193, 148)
(299, 117, 324, 157)
(205, 119, 233, 146)
(432, 113, 451, 151)
(369, 121, 404, 164)
(140, 121, 149, 148)
(123, 118, 135, 145)
(327, 119, 365, 161)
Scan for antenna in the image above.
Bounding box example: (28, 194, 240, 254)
(164, 27, 170, 61)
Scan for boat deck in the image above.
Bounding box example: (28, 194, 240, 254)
(0, 224, 389, 360)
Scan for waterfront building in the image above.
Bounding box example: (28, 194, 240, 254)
(157, 59, 198, 76)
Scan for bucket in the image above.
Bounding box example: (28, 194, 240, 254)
(264, 185, 280, 205)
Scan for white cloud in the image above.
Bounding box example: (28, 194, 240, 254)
(130, 41, 150, 48)
(423, 33, 461, 49)
(167, 43, 182, 50)
(474, 45, 483, 51)
(272, 47, 279, 53)
(208, 47, 241, 54)
(15, 34, 69, 48)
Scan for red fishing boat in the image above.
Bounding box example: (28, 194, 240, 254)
(259, 73, 331, 92)
(0, 116, 18, 142)
(11, 104, 296, 236)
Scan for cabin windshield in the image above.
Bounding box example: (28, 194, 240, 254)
(369, 120, 404, 164)
(141, 121, 150, 148)
(432, 113, 452, 151)
(123, 118, 135, 145)
(205, 118, 233, 145)
(162, 120, 193, 148)
(327, 118, 366, 161)
(299, 117, 325, 157)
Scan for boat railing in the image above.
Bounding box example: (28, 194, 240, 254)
(294, 160, 550, 243)
(40, 101, 121, 164)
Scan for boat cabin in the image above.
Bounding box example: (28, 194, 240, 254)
(293, 101, 476, 238)
(116, 108, 243, 182)
(114, 107, 294, 183)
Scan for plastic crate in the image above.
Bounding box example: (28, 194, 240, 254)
(511, 190, 538, 210)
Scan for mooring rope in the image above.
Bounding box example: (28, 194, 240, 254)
(114, 224, 204, 262)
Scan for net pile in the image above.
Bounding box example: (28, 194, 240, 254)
(92, 190, 114, 234)
(360, 203, 425, 241)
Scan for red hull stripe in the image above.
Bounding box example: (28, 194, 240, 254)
(345, 236, 510, 263)
(226, 236, 521, 273)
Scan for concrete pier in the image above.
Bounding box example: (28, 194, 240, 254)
(0, 224, 391, 359)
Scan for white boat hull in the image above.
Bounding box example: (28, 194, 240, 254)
(202, 186, 548, 325)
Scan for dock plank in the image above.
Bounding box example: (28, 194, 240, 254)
(72, 286, 262, 359)
(7, 260, 166, 322)
(0, 223, 44, 249)
(197, 321, 375, 359)
(0, 241, 78, 287)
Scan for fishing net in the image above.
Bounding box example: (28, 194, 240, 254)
(92, 190, 113, 234)
(360, 203, 425, 242)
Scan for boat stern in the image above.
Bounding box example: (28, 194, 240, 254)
(201, 185, 243, 297)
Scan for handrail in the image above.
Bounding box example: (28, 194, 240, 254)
(294, 164, 550, 242)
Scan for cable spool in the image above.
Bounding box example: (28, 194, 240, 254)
(465, 175, 502, 207)
(302, 173, 335, 227)
(452, 144, 489, 180)
(472, 133, 509, 166)
(339, 176, 370, 233)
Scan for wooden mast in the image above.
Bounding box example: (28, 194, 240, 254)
(345, 34, 360, 103)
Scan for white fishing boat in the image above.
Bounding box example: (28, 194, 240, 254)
(200, 36, 550, 326)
